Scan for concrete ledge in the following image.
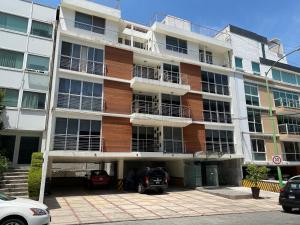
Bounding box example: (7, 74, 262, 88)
(197, 187, 252, 199)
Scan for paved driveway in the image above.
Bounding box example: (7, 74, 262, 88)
(45, 189, 281, 225)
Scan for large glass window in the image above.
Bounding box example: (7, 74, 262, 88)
(272, 69, 299, 86)
(0, 49, 24, 69)
(205, 129, 234, 154)
(26, 54, 49, 73)
(251, 139, 266, 161)
(203, 99, 231, 123)
(201, 71, 229, 95)
(53, 118, 101, 151)
(283, 142, 300, 162)
(21, 91, 46, 109)
(244, 83, 259, 106)
(161, 94, 184, 117)
(166, 36, 187, 54)
(251, 62, 260, 75)
(273, 89, 299, 108)
(278, 116, 300, 135)
(75, 12, 105, 34)
(60, 41, 104, 75)
(247, 108, 262, 132)
(132, 126, 158, 152)
(163, 63, 180, 83)
(0, 12, 28, 33)
(235, 57, 243, 70)
(163, 127, 183, 153)
(0, 88, 19, 107)
(30, 20, 52, 38)
(57, 78, 102, 111)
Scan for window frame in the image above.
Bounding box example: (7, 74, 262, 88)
(30, 20, 53, 39)
(26, 54, 50, 73)
(247, 108, 263, 133)
(251, 139, 266, 161)
(205, 129, 234, 154)
(0, 11, 28, 33)
(166, 35, 188, 54)
(201, 71, 229, 96)
(235, 57, 243, 70)
(0, 48, 24, 70)
(251, 61, 261, 75)
(21, 91, 46, 110)
(74, 11, 105, 35)
(0, 88, 19, 108)
(203, 99, 231, 123)
(244, 83, 260, 106)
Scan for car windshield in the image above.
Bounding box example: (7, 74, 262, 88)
(0, 192, 16, 201)
(289, 183, 300, 190)
(91, 170, 108, 176)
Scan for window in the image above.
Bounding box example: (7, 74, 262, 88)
(278, 116, 300, 135)
(30, 20, 52, 38)
(163, 127, 183, 153)
(162, 94, 183, 117)
(21, 91, 46, 109)
(0, 135, 16, 162)
(203, 99, 231, 123)
(205, 129, 234, 154)
(57, 78, 103, 111)
(132, 126, 158, 152)
(206, 51, 213, 64)
(244, 83, 259, 106)
(0, 12, 28, 33)
(26, 54, 49, 72)
(201, 71, 229, 95)
(273, 89, 299, 108)
(166, 36, 187, 54)
(75, 12, 105, 34)
(0, 49, 24, 69)
(272, 69, 299, 86)
(235, 57, 243, 70)
(247, 108, 262, 132)
(283, 142, 300, 162)
(18, 137, 39, 164)
(53, 118, 101, 151)
(163, 63, 180, 83)
(0, 88, 19, 107)
(251, 62, 260, 75)
(60, 41, 104, 75)
(251, 139, 266, 161)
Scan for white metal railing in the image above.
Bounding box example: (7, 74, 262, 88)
(59, 55, 106, 76)
(52, 134, 102, 151)
(57, 93, 103, 112)
(133, 65, 189, 85)
(278, 124, 300, 135)
(131, 100, 191, 118)
(60, 18, 231, 68)
(274, 97, 300, 109)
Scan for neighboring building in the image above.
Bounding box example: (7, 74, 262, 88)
(0, 0, 56, 167)
(224, 25, 300, 178)
(40, 0, 244, 200)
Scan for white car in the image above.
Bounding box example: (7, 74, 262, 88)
(0, 192, 50, 225)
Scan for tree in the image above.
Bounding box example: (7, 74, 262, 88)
(246, 164, 269, 187)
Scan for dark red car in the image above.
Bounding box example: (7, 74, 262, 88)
(86, 170, 110, 188)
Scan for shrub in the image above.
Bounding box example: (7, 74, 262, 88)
(246, 163, 269, 187)
(28, 152, 43, 198)
(0, 154, 8, 175)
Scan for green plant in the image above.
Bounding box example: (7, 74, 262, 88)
(0, 154, 8, 175)
(28, 152, 43, 198)
(246, 164, 269, 187)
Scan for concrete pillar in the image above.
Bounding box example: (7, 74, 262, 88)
(117, 160, 124, 191)
(12, 135, 21, 167)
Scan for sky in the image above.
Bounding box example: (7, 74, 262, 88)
(37, 0, 300, 66)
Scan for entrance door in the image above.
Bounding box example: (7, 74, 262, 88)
(18, 137, 40, 164)
(206, 165, 219, 187)
(0, 135, 16, 162)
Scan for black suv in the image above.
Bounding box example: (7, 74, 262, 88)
(279, 180, 300, 212)
(136, 167, 169, 194)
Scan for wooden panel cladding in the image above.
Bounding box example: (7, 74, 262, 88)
(104, 80, 132, 114)
(102, 116, 132, 152)
(183, 124, 205, 154)
(180, 62, 201, 91)
(105, 46, 133, 80)
(182, 93, 203, 121)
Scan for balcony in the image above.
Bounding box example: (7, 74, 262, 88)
(52, 134, 102, 151)
(278, 124, 300, 142)
(275, 98, 300, 117)
(130, 100, 192, 127)
(130, 65, 190, 95)
(59, 55, 106, 76)
(131, 139, 185, 154)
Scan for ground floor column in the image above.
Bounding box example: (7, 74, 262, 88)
(117, 160, 124, 191)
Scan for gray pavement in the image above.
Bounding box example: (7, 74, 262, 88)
(102, 211, 300, 225)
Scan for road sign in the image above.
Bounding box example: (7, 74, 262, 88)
(272, 155, 282, 165)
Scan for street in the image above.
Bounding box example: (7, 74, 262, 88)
(103, 211, 300, 225)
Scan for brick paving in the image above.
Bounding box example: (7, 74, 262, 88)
(45, 189, 281, 225)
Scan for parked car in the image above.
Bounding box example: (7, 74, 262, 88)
(136, 167, 169, 194)
(85, 170, 111, 188)
(289, 175, 300, 181)
(279, 179, 300, 212)
(0, 192, 50, 225)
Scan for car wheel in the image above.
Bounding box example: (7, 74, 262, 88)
(138, 183, 145, 194)
(282, 205, 292, 213)
(157, 188, 164, 194)
(1, 218, 26, 225)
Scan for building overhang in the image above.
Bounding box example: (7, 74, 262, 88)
(193, 151, 243, 161)
(130, 113, 192, 127)
(279, 134, 300, 142)
(130, 77, 190, 95)
(276, 107, 300, 118)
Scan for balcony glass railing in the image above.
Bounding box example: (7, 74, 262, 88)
(278, 124, 300, 135)
(163, 140, 184, 153)
(131, 138, 185, 153)
(52, 134, 101, 151)
(205, 141, 235, 154)
(131, 100, 191, 118)
(59, 55, 105, 76)
(274, 98, 300, 109)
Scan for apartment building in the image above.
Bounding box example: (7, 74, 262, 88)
(38, 0, 245, 198)
(0, 0, 56, 167)
(223, 25, 300, 178)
